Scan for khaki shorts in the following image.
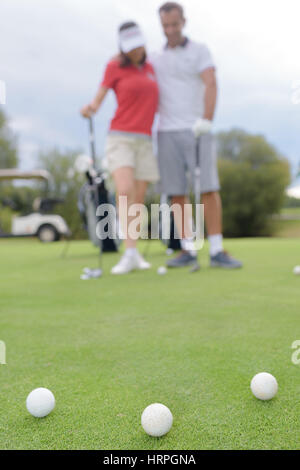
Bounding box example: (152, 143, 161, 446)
(104, 133, 159, 182)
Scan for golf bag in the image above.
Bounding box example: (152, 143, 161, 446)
(77, 116, 120, 253)
(77, 170, 120, 253)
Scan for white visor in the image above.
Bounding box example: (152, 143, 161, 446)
(119, 26, 145, 53)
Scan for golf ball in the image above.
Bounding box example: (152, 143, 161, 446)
(26, 388, 55, 418)
(166, 248, 174, 256)
(141, 403, 173, 437)
(250, 372, 278, 400)
(293, 265, 300, 275)
(157, 266, 167, 275)
(80, 274, 90, 280)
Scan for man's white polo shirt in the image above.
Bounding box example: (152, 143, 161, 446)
(150, 38, 215, 132)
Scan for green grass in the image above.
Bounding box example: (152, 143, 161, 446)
(0, 238, 300, 450)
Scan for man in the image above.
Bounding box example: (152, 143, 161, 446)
(151, 2, 242, 268)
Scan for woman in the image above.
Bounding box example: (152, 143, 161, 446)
(81, 22, 159, 275)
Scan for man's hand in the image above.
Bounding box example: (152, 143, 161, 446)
(192, 118, 212, 137)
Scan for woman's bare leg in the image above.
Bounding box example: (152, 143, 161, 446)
(112, 167, 136, 249)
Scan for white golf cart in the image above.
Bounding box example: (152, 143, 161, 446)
(0, 169, 71, 242)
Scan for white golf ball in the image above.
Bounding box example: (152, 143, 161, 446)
(157, 266, 167, 275)
(293, 265, 300, 275)
(141, 403, 173, 437)
(80, 274, 90, 280)
(26, 388, 55, 418)
(166, 248, 174, 256)
(250, 372, 278, 400)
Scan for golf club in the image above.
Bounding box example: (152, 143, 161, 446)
(82, 116, 103, 278)
(77, 117, 103, 279)
(190, 135, 201, 273)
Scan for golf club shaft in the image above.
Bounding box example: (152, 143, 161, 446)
(88, 116, 96, 165)
(88, 117, 103, 272)
(195, 136, 201, 206)
(190, 135, 201, 271)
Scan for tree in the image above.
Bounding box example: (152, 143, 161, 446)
(38, 148, 88, 238)
(0, 110, 19, 233)
(217, 129, 290, 237)
(0, 110, 18, 168)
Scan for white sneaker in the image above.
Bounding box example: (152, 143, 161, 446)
(135, 253, 151, 270)
(111, 253, 138, 275)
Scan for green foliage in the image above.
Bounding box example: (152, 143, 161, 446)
(217, 129, 290, 237)
(0, 184, 41, 234)
(0, 110, 20, 227)
(0, 185, 40, 214)
(284, 195, 300, 208)
(0, 206, 15, 233)
(38, 148, 88, 239)
(0, 110, 18, 168)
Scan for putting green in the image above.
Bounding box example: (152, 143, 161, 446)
(0, 238, 299, 450)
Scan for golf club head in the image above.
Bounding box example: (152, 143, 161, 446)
(89, 268, 103, 278)
(81, 268, 103, 279)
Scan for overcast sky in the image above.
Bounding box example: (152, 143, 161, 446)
(1, 0, 300, 175)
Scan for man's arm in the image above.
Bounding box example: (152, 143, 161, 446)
(201, 67, 217, 121)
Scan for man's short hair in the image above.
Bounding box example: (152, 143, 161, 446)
(159, 2, 184, 18)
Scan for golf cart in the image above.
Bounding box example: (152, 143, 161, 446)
(0, 169, 71, 242)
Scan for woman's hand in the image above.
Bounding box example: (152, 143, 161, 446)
(80, 104, 95, 118)
(80, 87, 108, 118)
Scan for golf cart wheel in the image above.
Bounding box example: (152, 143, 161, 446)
(37, 224, 59, 243)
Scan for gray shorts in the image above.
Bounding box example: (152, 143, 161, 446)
(157, 130, 220, 195)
